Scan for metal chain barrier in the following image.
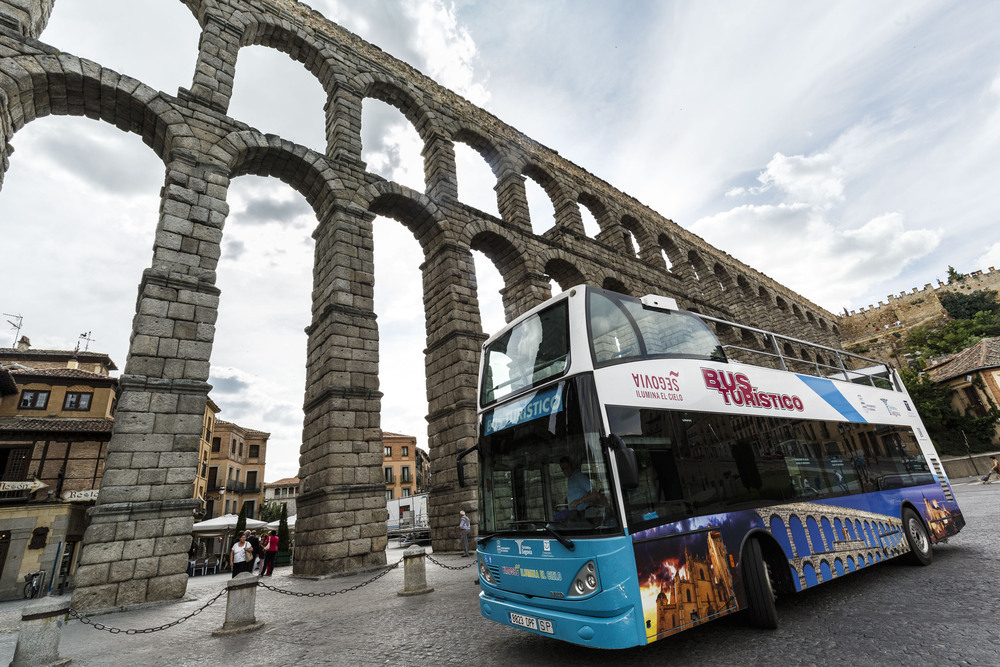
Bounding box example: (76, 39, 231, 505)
(256, 557, 404, 597)
(67, 587, 227, 634)
(425, 554, 476, 570)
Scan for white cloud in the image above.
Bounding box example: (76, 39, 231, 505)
(756, 152, 844, 206)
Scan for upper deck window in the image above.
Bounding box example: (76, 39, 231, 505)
(481, 300, 569, 406)
(588, 290, 724, 365)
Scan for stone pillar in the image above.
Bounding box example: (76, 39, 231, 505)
(0, 0, 55, 39)
(183, 14, 243, 114)
(71, 159, 230, 610)
(10, 597, 71, 667)
(295, 203, 388, 577)
(421, 240, 485, 552)
(499, 270, 552, 323)
(212, 572, 265, 636)
(326, 82, 365, 165)
(423, 131, 457, 202)
(398, 545, 433, 596)
(495, 171, 531, 234)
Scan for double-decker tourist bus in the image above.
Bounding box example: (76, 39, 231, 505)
(458, 285, 963, 649)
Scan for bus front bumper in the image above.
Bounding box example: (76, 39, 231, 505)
(478, 590, 643, 649)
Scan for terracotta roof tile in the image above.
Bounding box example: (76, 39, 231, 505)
(11, 367, 115, 381)
(925, 337, 1000, 382)
(265, 477, 300, 487)
(0, 417, 114, 434)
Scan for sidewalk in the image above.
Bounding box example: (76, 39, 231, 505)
(0, 543, 487, 666)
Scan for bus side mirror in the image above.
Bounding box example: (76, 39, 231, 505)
(456, 444, 478, 488)
(607, 434, 639, 489)
(617, 448, 640, 490)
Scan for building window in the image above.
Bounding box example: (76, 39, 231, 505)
(249, 444, 260, 459)
(401, 466, 411, 483)
(384, 467, 394, 483)
(238, 442, 243, 457)
(212, 437, 221, 453)
(384, 446, 392, 457)
(230, 439, 236, 455)
(402, 487, 411, 498)
(401, 446, 409, 457)
(63, 392, 93, 411)
(386, 489, 394, 500)
(18, 390, 49, 410)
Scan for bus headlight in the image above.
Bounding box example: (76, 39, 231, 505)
(568, 560, 599, 598)
(479, 557, 496, 584)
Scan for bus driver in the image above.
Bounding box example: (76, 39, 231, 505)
(560, 457, 601, 513)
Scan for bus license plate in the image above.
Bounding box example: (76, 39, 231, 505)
(509, 612, 554, 634)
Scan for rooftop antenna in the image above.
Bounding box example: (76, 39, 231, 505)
(4, 313, 22, 347)
(78, 331, 95, 352)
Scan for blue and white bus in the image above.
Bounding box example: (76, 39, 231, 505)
(458, 285, 963, 649)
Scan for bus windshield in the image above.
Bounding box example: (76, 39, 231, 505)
(478, 376, 621, 537)
(481, 299, 570, 406)
(588, 289, 725, 364)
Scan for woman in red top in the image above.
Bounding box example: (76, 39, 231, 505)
(261, 530, 279, 576)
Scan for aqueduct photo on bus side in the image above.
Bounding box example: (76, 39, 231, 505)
(0, 0, 853, 611)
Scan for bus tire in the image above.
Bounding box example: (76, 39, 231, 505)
(902, 508, 933, 566)
(741, 537, 778, 629)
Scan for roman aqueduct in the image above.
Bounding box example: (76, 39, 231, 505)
(0, 0, 844, 610)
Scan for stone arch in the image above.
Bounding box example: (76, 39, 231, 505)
(220, 130, 339, 212)
(468, 223, 539, 322)
(544, 256, 588, 292)
(658, 233, 684, 273)
(578, 191, 613, 237)
(522, 161, 581, 236)
(688, 249, 709, 282)
(0, 55, 189, 175)
(621, 214, 655, 263)
(736, 274, 755, 299)
(602, 275, 630, 295)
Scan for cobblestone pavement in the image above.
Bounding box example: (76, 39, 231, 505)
(2, 479, 999, 666)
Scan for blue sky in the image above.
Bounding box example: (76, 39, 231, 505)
(2, 1, 999, 480)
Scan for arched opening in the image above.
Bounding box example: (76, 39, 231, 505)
(454, 142, 500, 217)
(523, 173, 556, 235)
(0, 116, 161, 366)
(43, 0, 199, 97)
(372, 216, 430, 453)
(228, 45, 327, 153)
(213, 175, 314, 489)
(471, 250, 507, 335)
(545, 258, 587, 293)
(361, 99, 424, 192)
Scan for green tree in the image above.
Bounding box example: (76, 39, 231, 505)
(940, 289, 1000, 320)
(260, 501, 283, 523)
(233, 501, 248, 541)
(278, 503, 291, 552)
(900, 367, 1000, 455)
(946, 265, 965, 283)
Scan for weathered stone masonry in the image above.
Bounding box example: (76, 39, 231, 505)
(0, 0, 844, 609)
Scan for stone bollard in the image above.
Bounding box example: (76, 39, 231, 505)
(10, 597, 72, 667)
(398, 545, 434, 596)
(211, 572, 265, 636)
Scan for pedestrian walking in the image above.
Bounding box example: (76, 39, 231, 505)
(228, 533, 254, 578)
(247, 530, 263, 573)
(459, 510, 471, 557)
(981, 456, 1000, 484)
(261, 529, 279, 576)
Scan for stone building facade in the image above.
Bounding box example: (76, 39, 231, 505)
(0, 343, 118, 600)
(0, 0, 846, 609)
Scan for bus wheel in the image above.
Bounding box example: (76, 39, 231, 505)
(741, 537, 778, 629)
(902, 508, 933, 566)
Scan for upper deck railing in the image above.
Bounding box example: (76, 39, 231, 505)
(696, 313, 899, 391)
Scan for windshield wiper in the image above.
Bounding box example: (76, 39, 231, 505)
(544, 524, 575, 551)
